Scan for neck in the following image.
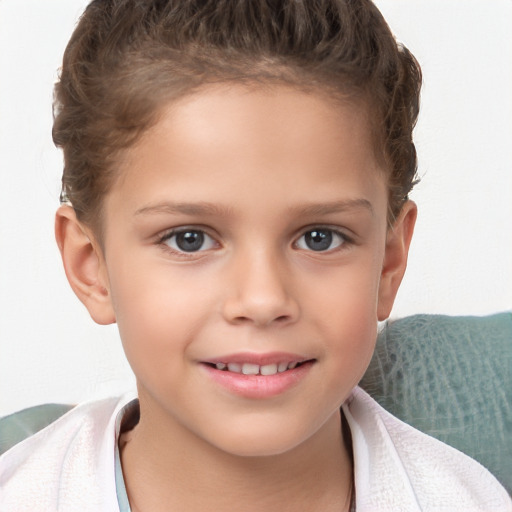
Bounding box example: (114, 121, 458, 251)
(120, 400, 353, 512)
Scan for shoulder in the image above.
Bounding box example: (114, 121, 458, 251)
(343, 387, 512, 512)
(0, 393, 136, 512)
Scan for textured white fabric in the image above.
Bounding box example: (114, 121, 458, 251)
(342, 387, 512, 511)
(1, 388, 510, 511)
(0, 393, 136, 512)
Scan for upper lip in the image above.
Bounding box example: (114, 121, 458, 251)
(203, 352, 312, 366)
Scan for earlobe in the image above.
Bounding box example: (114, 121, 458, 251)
(377, 201, 417, 321)
(55, 205, 116, 325)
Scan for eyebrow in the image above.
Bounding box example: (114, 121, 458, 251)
(134, 198, 373, 218)
(291, 199, 374, 217)
(135, 201, 234, 217)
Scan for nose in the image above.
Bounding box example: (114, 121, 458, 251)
(221, 248, 300, 327)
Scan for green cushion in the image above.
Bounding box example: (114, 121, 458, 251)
(360, 312, 512, 494)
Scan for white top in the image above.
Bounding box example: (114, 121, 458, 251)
(1, 387, 510, 511)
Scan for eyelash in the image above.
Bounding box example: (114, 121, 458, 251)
(157, 228, 218, 258)
(156, 226, 353, 257)
(294, 226, 353, 253)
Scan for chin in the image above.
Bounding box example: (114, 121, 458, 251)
(201, 415, 328, 459)
(215, 435, 304, 458)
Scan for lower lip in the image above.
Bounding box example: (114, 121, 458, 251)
(201, 361, 314, 399)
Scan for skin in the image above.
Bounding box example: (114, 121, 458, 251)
(56, 84, 416, 512)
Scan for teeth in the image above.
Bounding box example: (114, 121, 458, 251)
(260, 363, 278, 376)
(242, 363, 260, 375)
(227, 363, 242, 373)
(278, 362, 288, 373)
(214, 361, 303, 374)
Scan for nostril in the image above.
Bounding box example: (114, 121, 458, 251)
(232, 314, 289, 326)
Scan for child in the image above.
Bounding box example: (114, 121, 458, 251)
(1, 0, 510, 510)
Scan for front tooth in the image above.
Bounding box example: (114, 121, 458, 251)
(242, 363, 260, 375)
(287, 362, 298, 369)
(277, 362, 288, 373)
(227, 363, 242, 373)
(215, 363, 227, 370)
(260, 363, 278, 376)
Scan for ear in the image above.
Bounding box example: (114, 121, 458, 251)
(55, 205, 116, 325)
(377, 201, 417, 321)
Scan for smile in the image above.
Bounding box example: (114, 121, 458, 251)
(201, 355, 315, 399)
(209, 361, 305, 375)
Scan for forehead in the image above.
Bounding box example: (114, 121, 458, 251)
(107, 84, 387, 225)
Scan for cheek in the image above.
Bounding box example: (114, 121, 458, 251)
(303, 256, 381, 381)
(305, 251, 382, 324)
(320, 303, 378, 400)
(108, 261, 211, 367)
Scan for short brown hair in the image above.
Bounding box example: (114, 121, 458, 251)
(53, 0, 421, 229)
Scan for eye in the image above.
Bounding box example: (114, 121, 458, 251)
(295, 228, 346, 252)
(162, 229, 217, 253)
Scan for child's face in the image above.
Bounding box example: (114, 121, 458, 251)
(71, 84, 414, 456)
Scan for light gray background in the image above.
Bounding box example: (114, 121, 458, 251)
(1, 0, 511, 416)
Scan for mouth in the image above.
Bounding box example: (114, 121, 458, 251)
(200, 353, 316, 398)
(203, 360, 313, 376)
